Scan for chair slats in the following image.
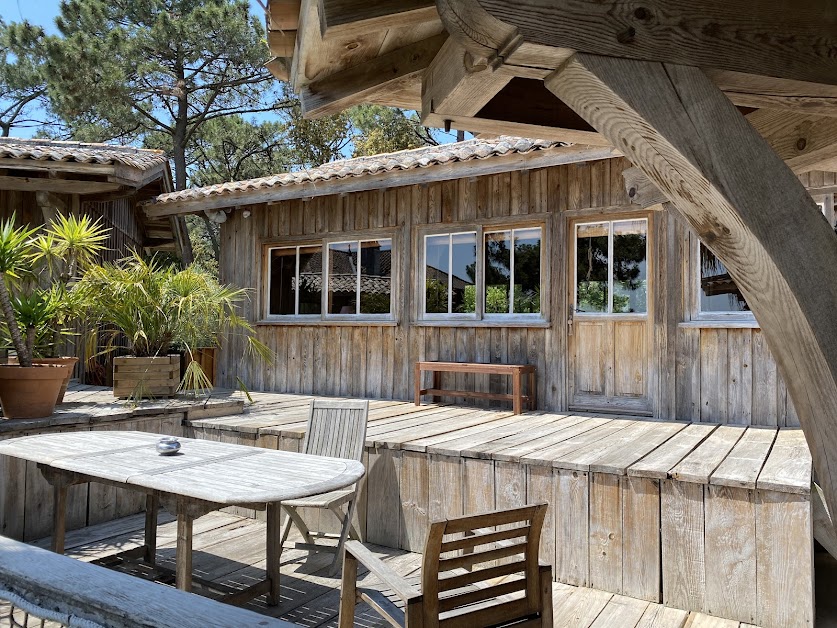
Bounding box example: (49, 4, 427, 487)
(438, 578, 527, 613)
(439, 598, 532, 628)
(441, 504, 543, 534)
(439, 542, 528, 572)
(438, 560, 527, 593)
(441, 526, 530, 553)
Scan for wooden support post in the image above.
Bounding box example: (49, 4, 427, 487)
(513, 369, 523, 415)
(266, 501, 282, 606)
(546, 53, 837, 518)
(144, 494, 159, 565)
(176, 502, 194, 593)
(51, 485, 67, 555)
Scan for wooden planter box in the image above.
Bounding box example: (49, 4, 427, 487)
(113, 355, 180, 399)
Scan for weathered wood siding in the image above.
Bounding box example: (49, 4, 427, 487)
(219, 157, 800, 425)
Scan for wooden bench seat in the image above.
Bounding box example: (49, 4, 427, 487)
(414, 360, 536, 414)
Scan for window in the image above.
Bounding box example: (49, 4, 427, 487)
(421, 225, 544, 320)
(697, 243, 750, 315)
(327, 239, 393, 316)
(484, 228, 542, 315)
(264, 233, 396, 322)
(268, 245, 323, 316)
(424, 232, 477, 316)
(574, 219, 647, 314)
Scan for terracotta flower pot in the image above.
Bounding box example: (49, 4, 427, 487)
(33, 357, 79, 404)
(0, 364, 69, 419)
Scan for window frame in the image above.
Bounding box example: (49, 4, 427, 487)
(688, 235, 756, 323)
(416, 219, 548, 325)
(260, 228, 399, 325)
(264, 242, 324, 320)
(324, 237, 395, 321)
(572, 217, 650, 318)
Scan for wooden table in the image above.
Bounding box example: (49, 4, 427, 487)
(0, 431, 365, 606)
(414, 361, 536, 414)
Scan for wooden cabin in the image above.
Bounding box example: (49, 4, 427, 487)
(145, 137, 836, 427)
(0, 137, 190, 382)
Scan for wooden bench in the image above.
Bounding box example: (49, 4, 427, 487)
(414, 361, 536, 414)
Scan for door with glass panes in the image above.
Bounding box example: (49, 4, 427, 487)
(568, 216, 651, 414)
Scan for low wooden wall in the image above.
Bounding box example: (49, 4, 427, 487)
(188, 421, 813, 628)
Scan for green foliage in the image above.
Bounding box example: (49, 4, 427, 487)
(44, 0, 289, 189)
(349, 105, 437, 157)
(0, 19, 53, 136)
(425, 279, 447, 313)
(483, 285, 509, 314)
(286, 100, 352, 168)
(76, 253, 270, 394)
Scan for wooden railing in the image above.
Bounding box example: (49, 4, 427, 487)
(0, 536, 297, 628)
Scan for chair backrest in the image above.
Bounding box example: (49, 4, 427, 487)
(420, 503, 548, 628)
(301, 399, 369, 461)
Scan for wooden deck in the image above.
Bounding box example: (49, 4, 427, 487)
(30, 509, 769, 628)
(42, 385, 815, 627)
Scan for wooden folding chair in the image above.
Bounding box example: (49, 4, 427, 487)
(279, 398, 368, 575)
(339, 503, 553, 627)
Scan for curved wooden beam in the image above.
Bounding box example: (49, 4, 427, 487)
(546, 52, 837, 516)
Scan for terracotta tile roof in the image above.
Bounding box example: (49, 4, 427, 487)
(145, 136, 566, 207)
(0, 137, 169, 171)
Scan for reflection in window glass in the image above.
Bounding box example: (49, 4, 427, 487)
(612, 220, 647, 313)
(513, 228, 541, 314)
(359, 239, 392, 314)
(451, 233, 477, 313)
(484, 231, 511, 314)
(269, 248, 297, 316)
(297, 245, 322, 315)
(328, 241, 358, 314)
(576, 222, 609, 313)
(699, 244, 749, 312)
(268, 245, 322, 316)
(425, 234, 449, 314)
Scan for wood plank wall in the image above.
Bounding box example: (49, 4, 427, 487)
(218, 156, 798, 426)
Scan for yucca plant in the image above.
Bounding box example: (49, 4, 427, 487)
(76, 252, 270, 395)
(0, 215, 40, 367)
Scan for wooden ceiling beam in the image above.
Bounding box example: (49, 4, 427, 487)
(706, 70, 837, 118)
(0, 175, 122, 195)
(301, 33, 446, 119)
(437, 0, 837, 87)
(422, 38, 511, 118)
(422, 112, 609, 146)
(268, 29, 297, 58)
(319, 0, 437, 39)
(268, 0, 301, 31)
(546, 52, 837, 527)
(746, 110, 837, 173)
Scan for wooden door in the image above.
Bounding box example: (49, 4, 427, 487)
(568, 217, 652, 415)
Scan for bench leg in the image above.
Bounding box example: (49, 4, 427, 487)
(513, 370, 523, 415)
(433, 370, 442, 403)
(529, 371, 537, 411)
(414, 363, 422, 406)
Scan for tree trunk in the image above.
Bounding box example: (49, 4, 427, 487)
(172, 91, 194, 264)
(0, 277, 30, 366)
(201, 215, 221, 260)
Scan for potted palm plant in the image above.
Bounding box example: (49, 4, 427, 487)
(76, 253, 269, 399)
(0, 216, 69, 419)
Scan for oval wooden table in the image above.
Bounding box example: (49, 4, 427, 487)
(0, 431, 366, 606)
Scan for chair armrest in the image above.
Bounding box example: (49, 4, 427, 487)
(344, 540, 422, 603)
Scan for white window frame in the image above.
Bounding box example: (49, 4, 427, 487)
(421, 231, 479, 320)
(573, 218, 649, 317)
(483, 226, 545, 319)
(324, 238, 394, 321)
(265, 243, 323, 319)
(419, 223, 547, 323)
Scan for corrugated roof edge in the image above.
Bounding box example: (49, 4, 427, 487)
(0, 137, 169, 171)
(143, 137, 572, 207)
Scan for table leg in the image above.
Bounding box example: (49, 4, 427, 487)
(414, 363, 422, 406)
(51, 485, 67, 554)
(529, 370, 537, 410)
(266, 502, 282, 606)
(513, 370, 523, 415)
(176, 505, 194, 592)
(144, 494, 159, 566)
